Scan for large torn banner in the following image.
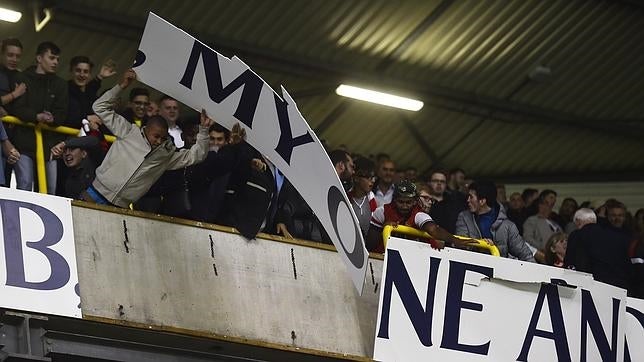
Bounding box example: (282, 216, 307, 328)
(133, 13, 368, 293)
(374, 237, 643, 361)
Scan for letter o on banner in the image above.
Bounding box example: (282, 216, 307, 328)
(327, 185, 365, 269)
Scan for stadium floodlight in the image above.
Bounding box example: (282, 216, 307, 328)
(0, 7, 22, 23)
(335, 84, 424, 111)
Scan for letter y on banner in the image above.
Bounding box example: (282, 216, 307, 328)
(133, 13, 368, 293)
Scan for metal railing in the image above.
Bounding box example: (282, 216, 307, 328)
(1, 115, 115, 193)
(382, 224, 501, 256)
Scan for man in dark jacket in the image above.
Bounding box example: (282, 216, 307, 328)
(427, 169, 466, 234)
(455, 180, 535, 261)
(50, 136, 99, 200)
(564, 208, 631, 290)
(9, 41, 68, 193)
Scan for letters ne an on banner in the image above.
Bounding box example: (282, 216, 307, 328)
(133, 13, 368, 293)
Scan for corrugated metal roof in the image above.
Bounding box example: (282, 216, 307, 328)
(2, 0, 643, 181)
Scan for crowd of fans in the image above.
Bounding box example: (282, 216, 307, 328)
(1, 38, 642, 298)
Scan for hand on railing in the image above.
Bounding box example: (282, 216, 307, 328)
(87, 114, 102, 130)
(36, 111, 54, 124)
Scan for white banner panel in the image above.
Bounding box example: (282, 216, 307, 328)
(0, 188, 81, 318)
(133, 12, 368, 293)
(625, 297, 644, 361)
(373, 237, 641, 361)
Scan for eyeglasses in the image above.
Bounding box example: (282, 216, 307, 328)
(133, 101, 150, 107)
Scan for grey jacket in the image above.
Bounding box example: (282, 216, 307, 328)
(456, 205, 535, 262)
(92, 85, 208, 208)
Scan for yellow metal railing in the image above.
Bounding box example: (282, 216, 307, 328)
(382, 224, 501, 256)
(2, 115, 115, 194)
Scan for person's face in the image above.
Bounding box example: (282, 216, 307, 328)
(63, 147, 86, 168)
(451, 171, 465, 187)
(497, 185, 507, 203)
(418, 190, 434, 213)
(378, 161, 395, 184)
(209, 130, 227, 149)
(37, 49, 59, 74)
(551, 237, 567, 257)
(405, 169, 417, 182)
(130, 95, 150, 119)
(71, 62, 91, 87)
(607, 207, 626, 228)
(181, 125, 199, 148)
(429, 173, 447, 196)
(2, 45, 22, 70)
(340, 155, 355, 181)
(354, 174, 375, 194)
(146, 101, 159, 117)
(559, 199, 578, 217)
(394, 196, 416, 216)
(159, 99, 180, 123)
(544, 193, 557, 210)
(509, 193, 524, 210)
(144, 124, 169, 149)
(467, 190, 483, 214)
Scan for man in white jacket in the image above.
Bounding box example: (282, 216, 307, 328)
(81, 69, 213, 208)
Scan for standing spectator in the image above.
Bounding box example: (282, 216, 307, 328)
(49, 136, 99, 199)
(496, 184, 508, 209)
(66, 56, 115, 129)
(564, 208, 631, 290)
(0, 121, 20, 186)
(523, 190, 561, 260)
(544, 232, 567, 267)
(447, 167, 466, 194)
(1, 38, 26, 114)
(557, 197, 579, 233)
(367, 180, 475, 253)
(605, 199, 628, 232)
(455, 180, 535, 261)
(521, 188, 539, 210)
(11, 41, 68, 194)
(329, 149, 354, 192)
(348, 157, 377, 237)
(373, 159, 395, 207)
(121, 87, 150, 127)
(630, 208, 644, 298)
(146, 100, 159, 117)
(506, 192, 527, 234)
(404, 166, 417, 182)
(416, 183, 434, 214)
(427, 169, 466, 234)
(82, 69, 212, 208)
(159, 95, 183, 148)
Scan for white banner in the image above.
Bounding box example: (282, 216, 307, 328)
(133, 13, 368, 293)
(0, 188, 81, 318)
(374, 238, 643, 361)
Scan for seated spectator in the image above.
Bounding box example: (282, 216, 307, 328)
(564, 207, 631, 290)
(373, 158, 395, 207)
(10, 41, 68, 194)
(523, 189, 562, 262)
(367, 180, 475, 253)
(82, 69, 212, 208)
(121, 87, 149, 127)
(455, 180, 535, 261)
(427, 169, 466, 234)
(348, 157, 377, 237)
(544, 232, 567, 267)
(50, 136, 99, 199)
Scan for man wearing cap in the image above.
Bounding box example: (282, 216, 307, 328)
(367, 180, 476, 253)
(50, 136, 99, 200)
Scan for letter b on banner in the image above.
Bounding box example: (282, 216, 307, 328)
(1, 199, 70, 290)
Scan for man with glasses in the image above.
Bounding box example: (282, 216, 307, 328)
(427, 170, 466, 234)
(123, 87, 150, 127)
(367, 180, 476, 253)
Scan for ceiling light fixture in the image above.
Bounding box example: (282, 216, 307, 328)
(0, 7, 22, 23)
(336, 84, 424, 111)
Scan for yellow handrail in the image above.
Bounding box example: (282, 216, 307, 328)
(1, 115, 115, 194)
(382, 224, 501, 257)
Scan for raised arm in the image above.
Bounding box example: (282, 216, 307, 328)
(92, 69, 137, 138)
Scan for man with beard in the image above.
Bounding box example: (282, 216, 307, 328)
(329, 149, 354, 191)
(367, 180, 476, 253)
